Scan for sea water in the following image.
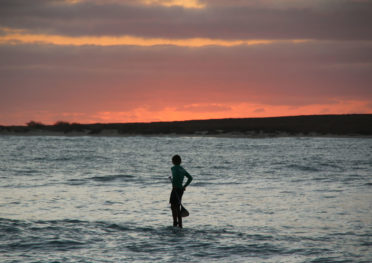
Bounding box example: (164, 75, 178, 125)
(0, 135, 371, 262)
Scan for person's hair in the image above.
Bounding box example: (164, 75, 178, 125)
(172, 155, 181, 165)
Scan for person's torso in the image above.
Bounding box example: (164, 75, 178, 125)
(171, 165, 186, 189)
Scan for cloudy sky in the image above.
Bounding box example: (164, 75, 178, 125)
(0, 0, 371, 125)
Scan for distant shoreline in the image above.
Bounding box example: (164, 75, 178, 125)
(0, 131, 371, 139)
(1, 114, 372, 138)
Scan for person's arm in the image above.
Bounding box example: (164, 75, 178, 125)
(183, 169, 193, 189)
(169, 168, 175, 187)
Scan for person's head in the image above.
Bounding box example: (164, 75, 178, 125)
(172, 155, 181, 165)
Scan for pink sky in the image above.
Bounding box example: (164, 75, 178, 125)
(0, 0, 371, 125)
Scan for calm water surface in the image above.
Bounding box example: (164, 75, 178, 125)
(0, 136, 371, 262)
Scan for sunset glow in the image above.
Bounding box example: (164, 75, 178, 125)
(65, 0, 206, 9)
(0, 32, 303, 47)
(0, 0, 371, 125)
(142, 0, 205, 9)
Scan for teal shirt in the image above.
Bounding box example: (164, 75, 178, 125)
(171, 165, 193, 189)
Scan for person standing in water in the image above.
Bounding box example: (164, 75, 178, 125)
(169, 155, 193, 228)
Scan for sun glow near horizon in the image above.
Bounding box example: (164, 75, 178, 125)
(1, 100, 370, 126)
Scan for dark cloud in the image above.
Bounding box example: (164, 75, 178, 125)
(0, 0, 371, 40)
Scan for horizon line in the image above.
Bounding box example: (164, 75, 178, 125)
(1, 113, 370, 127)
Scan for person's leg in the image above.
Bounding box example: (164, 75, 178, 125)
(177, 189, 183, 228)
(177, 206, 182, 228)
(171, 204, 178, 226)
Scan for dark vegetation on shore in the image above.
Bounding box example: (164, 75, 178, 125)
(0, 114, 371, 137)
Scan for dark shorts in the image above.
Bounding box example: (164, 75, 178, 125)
(169, 188, 184, 205)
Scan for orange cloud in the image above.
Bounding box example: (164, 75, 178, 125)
(0, 29, 310, 47)
(143, 0, 205, 8)
(64, 0, 205, 9)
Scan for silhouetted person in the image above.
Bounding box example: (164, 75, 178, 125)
(169, 155, 192, 228)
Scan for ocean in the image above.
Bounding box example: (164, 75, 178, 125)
(0, 135, 371, 262)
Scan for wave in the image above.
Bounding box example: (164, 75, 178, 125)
(4, 239, 85, 252)
(285, 164, 320, 172)
(0, 218, 87, 253)
(90, 174, 136, 182)
(66, 174, 136, 185)
(1, 218, 368, 262)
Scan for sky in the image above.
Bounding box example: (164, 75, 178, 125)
(0, 0, 372, 125)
